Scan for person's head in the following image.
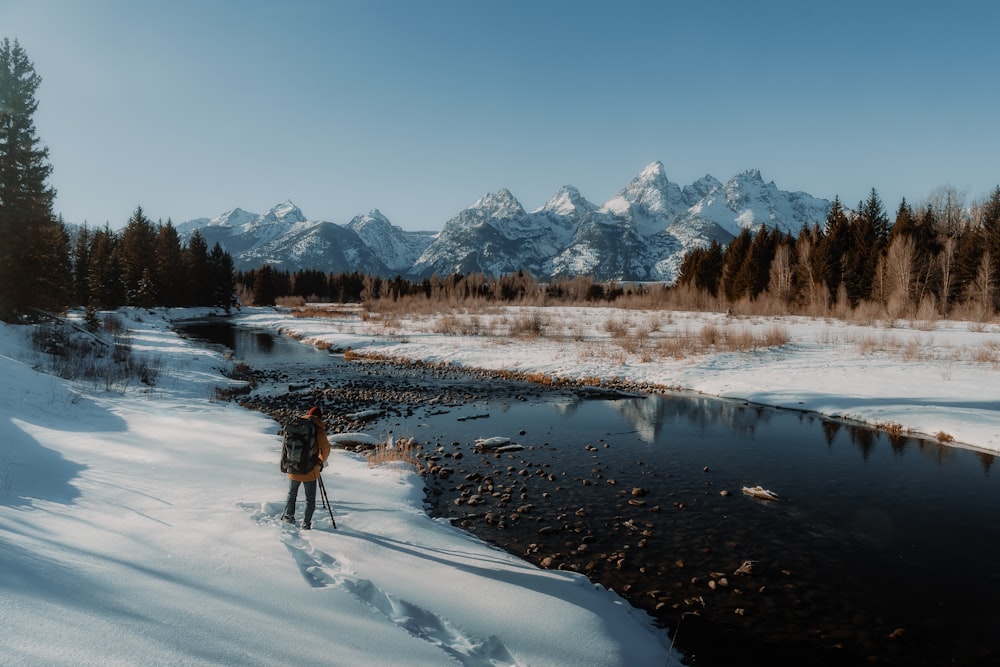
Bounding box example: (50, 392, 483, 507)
(307, 406, 323, 419)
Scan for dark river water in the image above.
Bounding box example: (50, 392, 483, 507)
(178, 320, 1000, 667)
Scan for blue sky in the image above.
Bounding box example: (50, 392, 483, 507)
(3, 0, 998, 230)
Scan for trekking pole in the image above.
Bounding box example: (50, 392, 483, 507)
(317, 474, 336, 529)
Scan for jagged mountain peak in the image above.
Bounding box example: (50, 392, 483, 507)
(470, 189, 526, 219)
(260, 200, 307, 224)
(684, 174, 724, 204)
(624, 161, 674, 200)
(346, 209, 433, 272)
(637, 160, 668, 181)
(734, 168, 764, 182)
(725, 169, 778, 205)
(676, 168, 832, 237)
(347, 209, 392, 228)
(207, 207, 258, 228)
(537, 185, 596, 217)
(602, 160, 686, 227)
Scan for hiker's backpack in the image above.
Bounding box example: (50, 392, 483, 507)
(280, 416, 318, 474)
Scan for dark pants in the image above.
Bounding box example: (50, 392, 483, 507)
(282, 479, 317, 527)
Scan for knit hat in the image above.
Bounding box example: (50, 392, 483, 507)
(307, 406, 322, 418)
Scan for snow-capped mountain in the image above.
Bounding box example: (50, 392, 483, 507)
(178, 201, 428, 274)
(346, 210, 435, 273)
(410, 161, 820, 282)
(179, 163, 832, 282)
(680, 169, 832, 238)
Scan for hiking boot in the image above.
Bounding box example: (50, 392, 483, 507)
(301, 522, 312, 530)
(281, 515, 295, 524)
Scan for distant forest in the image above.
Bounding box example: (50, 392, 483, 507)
(4, 37, 1000, 324)
(677, 187, 1000, 320)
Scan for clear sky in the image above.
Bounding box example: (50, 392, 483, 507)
(3, 0, 999, 230)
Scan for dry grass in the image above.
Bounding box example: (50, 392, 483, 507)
(291, 304, 365, 319)
(508, 312, 548, 338)
(326, 297, 1000, 372)
(972, 341, 1000, 365)
(874, 421, 906, 437)
(604, 315, 631, 338)
(276, 295, 306, 308)
(366, 436, 421, 468)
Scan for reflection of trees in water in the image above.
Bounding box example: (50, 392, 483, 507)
(252, 332, 275, 353)
(607, 394, 778, 443)
(976, 451, 995, 475)
(854, 427, 875, 460)
(888, 433, 909, 455)
(835, 421, 996, 475)
(178, 323, 236, 350)
(604, 393, 1000, 476)
(821, 420, 841, 447)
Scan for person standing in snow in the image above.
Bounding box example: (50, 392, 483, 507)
(281, 406, 331, 530)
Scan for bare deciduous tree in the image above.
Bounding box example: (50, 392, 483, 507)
(885, 234, 916, 308)
(768, 242, 794, 303)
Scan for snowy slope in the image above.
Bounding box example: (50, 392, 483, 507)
(0, 311, 676, 666)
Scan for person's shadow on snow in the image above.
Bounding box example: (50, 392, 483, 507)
(0, 420, 87, 507)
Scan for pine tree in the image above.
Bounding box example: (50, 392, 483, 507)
(0, 38, 69, 319)
(678, 241, 724, 296)
(208, 242, 235, 309)
(952, 227, 984, 307)
(73, 224, 93, 306)
(844, 194, 888, 306)
(88, 225, 126, 309)
(861, 188, 890, 250)
(816, 196, 850, 303)
(121, 206, 158, 306)
(721, 228, 753, 301)
(252, 264, 277, 306)
(155, 220, 185, 307)
(733, 227, 777, 300)
(890, 198, 916, 240)
(980, 186, 1000, 311)
(183, 229, 211, 306)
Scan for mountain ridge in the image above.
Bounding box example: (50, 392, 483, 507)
(179, 162, 832, 282)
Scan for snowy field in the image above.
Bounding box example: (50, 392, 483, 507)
(240, 305, 1000, 455)
(0, 308, 676, 667)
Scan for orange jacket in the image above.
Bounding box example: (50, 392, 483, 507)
(287, 415, 331, 482)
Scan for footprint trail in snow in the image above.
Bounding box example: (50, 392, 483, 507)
(241, 502, 520, 667)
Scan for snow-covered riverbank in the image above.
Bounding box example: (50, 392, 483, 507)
(0, 308, 676, 666)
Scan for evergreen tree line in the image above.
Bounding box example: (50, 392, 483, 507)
(678, 187, 1000, 318)
(236, 267, 369, 305)
(0, 39, 236, 321)
(237, 266, 631, 307)
(74, 207, 236, 311)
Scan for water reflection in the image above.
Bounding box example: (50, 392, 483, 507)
(175, 320, 322, 363)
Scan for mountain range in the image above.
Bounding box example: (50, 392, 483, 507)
(177, 161, 832, 283)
